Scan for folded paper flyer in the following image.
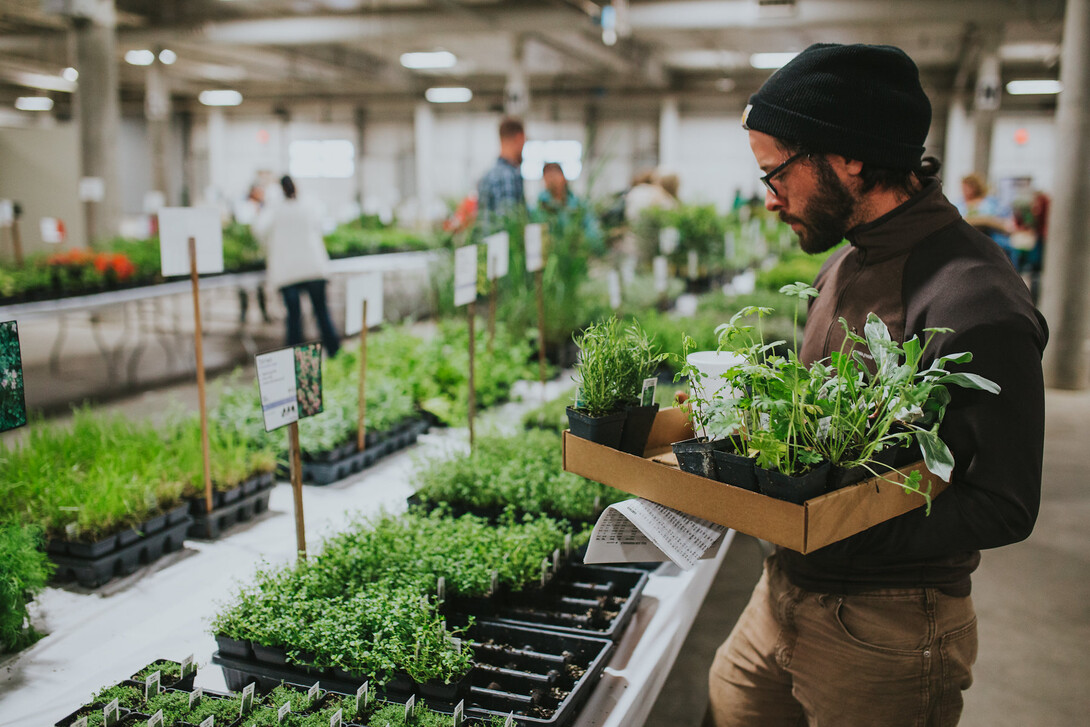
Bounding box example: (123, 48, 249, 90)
(583, 498, 728, 570)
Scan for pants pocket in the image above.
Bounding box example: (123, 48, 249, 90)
(833, 593, 931, 654)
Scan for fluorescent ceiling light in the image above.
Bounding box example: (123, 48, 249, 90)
(750, 52, 799, 70)
(158, 49, 177, 65)
(199, 89, 243, 106)
(425, 87, 472, 103)
(401, 51, 457, 70)
(62, 67, 79, 82)
(125, 49, 155, 66)
(15, 97, 53, 111)
(1006, 79, 1062, 95)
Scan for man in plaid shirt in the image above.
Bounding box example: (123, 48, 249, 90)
(477, 117, 527, 234)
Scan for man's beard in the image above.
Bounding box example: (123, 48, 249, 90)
(781, 157, 856, 254)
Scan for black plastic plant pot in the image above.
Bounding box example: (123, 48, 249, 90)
(215, 633, 254, 660)
(618, 403, 660, 456)
(419, 672, 472, 702)
(252, 642, 289, 666)
(828, 445, 902, 491)
(712, 448, 759, 492)
(756, 461, 832, 504)
(671, 437, 733, 479)
(565, 407, 627, 449)
(67, 533, 118, 559)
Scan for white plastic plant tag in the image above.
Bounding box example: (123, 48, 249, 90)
(653, 256, 669, 293)
(158, 207, 224, 277)
(453, 700, 465, 725)
(404, 694, 416, 719)
(687, 250, 699, 280)
(485, 231, 510, 280)
(241, 683, 255, 715)
(189, 687, 203, 708)
(574, 387, 586, 409)
(344, 272, 384, 336)
(200, 718, 214, 727)
(641, 377, 658, 407)
(564, 533, 573, 556)
(0, 199, 12, 227)
(78, 176, 106, 202)
(103, 700, 120, 727)
(330, 709, 343, 727)
(356, 681, 369, 713)
(308, 681, 320, 700)
(524, 223, 544, 272)
(450, 636, 463, 654)
(553, 548, 561, 572)
(73, 718, 88, 727)
(437, 576, 446, 601)
(255, 347, 298, 431)
(505, 713, 516, 727)
(145, 670, 161, 699)
(181, 654, 196, 678)
(39, 217, 64, 244)
(148, 710, 164, 727)
(454, 244, 479, 306)
(278, 702, 291, 723)
(594, 494, 602, 510)
(621, 256, 637, 284)
(541, 558, 549, 587)
(659, 227, 680, 255)
(65, 522, 79, 540)
(607, 270, 622, 310)
(490, 569, 499, 595)
(724, 231, 735, 260)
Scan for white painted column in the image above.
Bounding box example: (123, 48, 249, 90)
(972, 42, 1002, 181)
(413, 102, 436, 226)
(942, 94, 973, 197)
(1041, 0, 1090, 389)
(145, 58, 172, 203)
(504, 36, 530, 118)
(205, 108, 227, 206)
(659, 96, 680, 172)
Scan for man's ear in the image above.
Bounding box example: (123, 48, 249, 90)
(827, 154, 864, 177)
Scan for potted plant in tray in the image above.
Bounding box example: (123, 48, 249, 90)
(616, 322, 668, 456)
(566, 318, 630, 448)
(669, 335, 739, 479)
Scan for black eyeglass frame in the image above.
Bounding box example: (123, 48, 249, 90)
(760, 152, 808, 197)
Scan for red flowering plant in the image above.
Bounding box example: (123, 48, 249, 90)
(44, 248, 138, 291)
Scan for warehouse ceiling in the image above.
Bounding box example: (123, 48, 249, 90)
(0, 0, 1069, 114)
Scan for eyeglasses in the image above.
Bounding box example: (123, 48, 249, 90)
(759, 152, 808, 197)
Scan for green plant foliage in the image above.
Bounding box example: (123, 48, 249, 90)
(0, 522, 52, 652)
(571, 319, 665, 416)
(754, 246, 841, 293)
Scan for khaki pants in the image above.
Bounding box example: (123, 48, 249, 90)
(706, 557, 977, 727)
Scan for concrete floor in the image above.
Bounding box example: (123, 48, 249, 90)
(646, 386, 1090, 727)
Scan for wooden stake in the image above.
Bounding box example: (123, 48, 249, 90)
(10, 216, 23, 267)
(487, 286, 497, 356)
(288, 420, 306, 560)
(188, 238, 215, 514)
(357, 299, 368, 452)
(467, 300, 477, 448)
(536, 270, 546, 388)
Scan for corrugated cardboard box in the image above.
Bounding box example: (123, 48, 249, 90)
(562, 407, 948, 553)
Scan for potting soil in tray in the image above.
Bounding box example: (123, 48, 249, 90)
(187, 487, 273, 540)
(212, 621, 614, 727)
(488, 565, 648, 642)
(301, 419, 429, 486)
(49, 517, 192, 588)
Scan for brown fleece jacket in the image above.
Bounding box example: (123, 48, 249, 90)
(776, 179, 1048, 597)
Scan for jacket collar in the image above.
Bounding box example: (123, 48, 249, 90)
(845, 179, 962, 263)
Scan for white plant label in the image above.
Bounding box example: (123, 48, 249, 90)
(607, 270, 622, 310)
(355, 681, 369, 713)
(78, 176, 105, 202)
(344, 272, 384, 336)
(278, 702, 291, 723)
(143, 190, 166, 214)
(145, 670, 161, 699)
(621, 256, 637, 284)
(103, 699, 120, 727)
(564, 532, 573, 556)
(687, 250, 699, 280)
(641, 377, 658, 407)
(724, 231, 736, 261)
(437, 575, 446, 601)
(308, 681, 320, 700)
(256, 347, 298, 431)
(453, 700, 465, 725)
(181, 654, 196, 678)
(659, 226, 680, 255)
(65, 522, 78, 540)
(189, 687, 203, 708)
(330, 709, 343, 727)
(541, 558, 549, 587)
(653, 256, 669, 293)
(73, 718, 88, 727)
(453, 244, 478, 306)
(490, 569, 499, 595)
(241, 683, 255, 715)
(404, 694, 416, 719)
(0, 200, 13, 227)
(524, 223, 544, 272)
(158, 206, 225, 277)
(553, 548, 561, 572)
(148, 710, 164, 727)
(200, 718, 214, 727)
(505, 714, 516, 727)
(485, 231, 510, 280)
(39, 217, 64, 244)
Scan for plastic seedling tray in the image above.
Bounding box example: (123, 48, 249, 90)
(302, 418, 427, 486)
(187, 487, 272, 540)
(49, 517, 192, 588)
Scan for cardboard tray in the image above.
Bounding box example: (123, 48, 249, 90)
(562, 407, 948, 554)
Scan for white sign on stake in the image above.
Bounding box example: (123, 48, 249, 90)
(653, 255, 669, 293)
(0, 200, 13, 227)
(607, 270, 622, 310)
(256, 347, 298, 431)
(344, 272, 384, 336)
(454, 244, 478, 306)
(78, 177, 106, 203)
(659, 227, 680, 255)
(524, 223, 544, 272)
(39, 217, 64, 244)
(485, 231, 510, 280)
(158, 207, 225, 277)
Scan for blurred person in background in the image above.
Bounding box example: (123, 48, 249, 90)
(477, 117, 527, 234)
(535, 162, 604, 255)
(254, 175, 341, 357)
(957, 173, 1016, 268)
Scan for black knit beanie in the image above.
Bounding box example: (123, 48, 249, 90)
(742, 43, 931, 170)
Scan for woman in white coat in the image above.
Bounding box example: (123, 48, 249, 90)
(253, 176, 341, 357)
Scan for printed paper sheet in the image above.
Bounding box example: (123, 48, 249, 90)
(584, 498, 727, 570)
